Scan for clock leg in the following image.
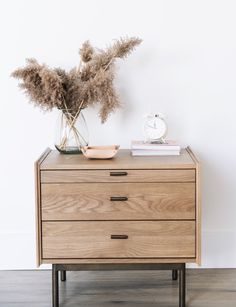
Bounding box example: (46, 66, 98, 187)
(60, 270, 66, 282)
(52, 265, 59, 307)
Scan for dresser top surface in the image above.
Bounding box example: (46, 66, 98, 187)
(39, 147, 198, 170)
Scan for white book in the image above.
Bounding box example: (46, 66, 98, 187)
(131, 149, 180, 156)
(131, 140, 180, 151)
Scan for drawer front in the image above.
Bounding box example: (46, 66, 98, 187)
(41, 183, 195, 220)
(41, 169, 195, 183)
(42, 221, 195, 259)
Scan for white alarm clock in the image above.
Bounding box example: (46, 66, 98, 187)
(144, 113, 167, 143)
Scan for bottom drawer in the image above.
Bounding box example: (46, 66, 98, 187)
(42, 221, 195, 259)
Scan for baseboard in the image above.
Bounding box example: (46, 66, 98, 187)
(0, 232, 50, 270)
(0, 230, 236, 270)
(189, 229, 236, 268)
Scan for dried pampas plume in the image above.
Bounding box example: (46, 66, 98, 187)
(79, 40, 94, 63)
(12, 36, 142, 123)
(110, 37, 142, 58)
(12, 58, 65, 111)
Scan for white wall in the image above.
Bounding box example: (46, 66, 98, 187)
(0, 0, 236, 269)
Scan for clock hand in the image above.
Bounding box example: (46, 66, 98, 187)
(147, 124, 155, 129)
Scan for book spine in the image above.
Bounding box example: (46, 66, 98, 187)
(131, 150, 180, 156)
(131, 145, 180, 151)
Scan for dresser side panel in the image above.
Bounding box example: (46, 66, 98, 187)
(187, 147, 201, 265)
(35, 148, 51, 267)
(196, 161, 201, 265)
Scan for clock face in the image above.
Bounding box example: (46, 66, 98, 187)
(144, 115, 167, 141)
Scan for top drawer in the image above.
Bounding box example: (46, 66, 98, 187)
(41, 169, 195, 183)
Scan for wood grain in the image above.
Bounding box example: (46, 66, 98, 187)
(36, 147, 200, 266)
(40, 149, 196, 170)
(42, 221, 195, 259)
(41, 169, 196, 183)
(41, 183, 196, 220)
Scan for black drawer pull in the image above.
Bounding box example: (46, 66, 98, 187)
(111, 234, 128, 239)
(110, 171, 128, 176)
(110, 196, 128, 201)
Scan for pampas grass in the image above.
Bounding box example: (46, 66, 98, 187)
(12, 37, 142, 149)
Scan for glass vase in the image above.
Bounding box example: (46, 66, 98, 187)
(55, 109, 89, 154)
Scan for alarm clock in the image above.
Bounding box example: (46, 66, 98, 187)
(144, 113, 167, 143)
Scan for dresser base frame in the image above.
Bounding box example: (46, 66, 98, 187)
(52, 263, 186, 307)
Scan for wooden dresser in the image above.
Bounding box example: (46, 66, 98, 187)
(35, 147, 200, 307)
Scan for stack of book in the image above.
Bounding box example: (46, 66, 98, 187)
(131, 140, 181, 156)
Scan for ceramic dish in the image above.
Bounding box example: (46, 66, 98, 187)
(82, 145, 120, 159)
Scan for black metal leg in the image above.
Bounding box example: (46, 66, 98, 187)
(179, 264, 186, 307)
(52, 265, 59, 307)
(172, 269, 178, 280)
(51, 263, 186, 307)
(60, 270, 66, 282)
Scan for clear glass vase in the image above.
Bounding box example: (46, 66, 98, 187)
(55, 110, 89, 154)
